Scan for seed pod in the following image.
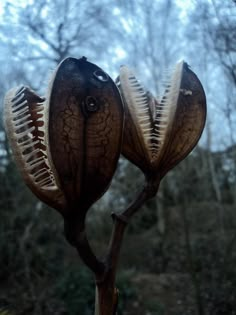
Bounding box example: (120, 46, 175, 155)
(4, 57, 124, 217)
(47, 57, 124, 214)
(118, 61, 206, 179)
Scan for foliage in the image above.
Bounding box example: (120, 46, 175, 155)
(0, 310, 13, 315)
(55, 267, 95, 315)
(55, 267, 137, 315)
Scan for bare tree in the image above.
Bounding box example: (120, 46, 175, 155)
(115, 0, 184, 95)
(0, 0, 123, 91)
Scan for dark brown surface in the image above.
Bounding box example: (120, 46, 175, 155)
(48, 57, 124, 214)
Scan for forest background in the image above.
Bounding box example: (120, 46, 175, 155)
(0, 1, 236, 314)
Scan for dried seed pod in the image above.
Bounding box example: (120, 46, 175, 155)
(47, 57, 124, 214)
(4, 57, 124, 217)
(118, 61, 206, 179)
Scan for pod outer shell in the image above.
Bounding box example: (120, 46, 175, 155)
(159, 63, 207, 178)
(48, 57, 124, 214)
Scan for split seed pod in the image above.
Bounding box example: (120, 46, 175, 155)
(118, 61, 206, 180)
(4, 57, 124, 218)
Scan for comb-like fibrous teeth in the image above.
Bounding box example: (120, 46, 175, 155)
(4, 86, 65, 210)
(150, 61, 184, 159)
(119, 66, 152, 157)
(120, 62, 184, 164)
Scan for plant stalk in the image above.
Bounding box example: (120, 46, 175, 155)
(94, 177, 160, 315)
(64, 177, 160, 315)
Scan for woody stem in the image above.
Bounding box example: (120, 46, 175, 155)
(63, 176, 160, 315)
(64, 216, 106, 276)
(94, 175, 160, 315)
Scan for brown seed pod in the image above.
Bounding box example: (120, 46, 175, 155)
(47, 57, 124, 214)
(4, 57, 124, 217)
(118, 61, 206, 179)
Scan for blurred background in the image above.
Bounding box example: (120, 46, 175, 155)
(0, 0, 236, 314)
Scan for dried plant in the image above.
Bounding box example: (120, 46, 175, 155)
(117, 61, 206, 181)
(4, 56, 124, 224)
(3, 57, 206, 315)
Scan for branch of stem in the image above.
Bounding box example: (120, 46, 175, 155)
(64, 175, 160, 315)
